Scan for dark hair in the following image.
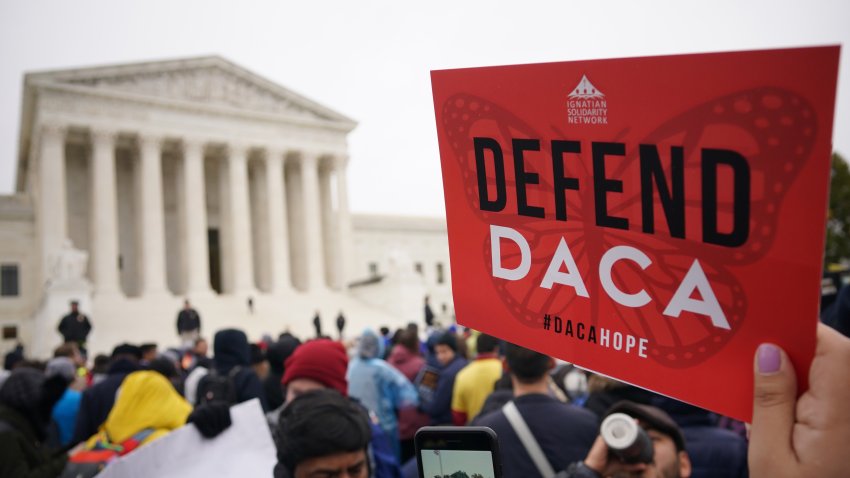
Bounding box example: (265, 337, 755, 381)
(476, 334, 500, 354)
(278, 389, 371, 476)
(505, 342, 551, 383)
(140, 343, 158, 355)
(92, 354, 110, 374)
(434, 332, 458, 353)
(53, 342, 79, 359)
(379, 326, 390, 336)
(398, 330, 420, 355)
(148, 356, 178, 379)
(3, 344, 25, 371)
(250, 343, 266, 366)
(111, 343, 142, 361)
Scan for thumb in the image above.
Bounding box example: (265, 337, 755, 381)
(748, 343, 797, 473)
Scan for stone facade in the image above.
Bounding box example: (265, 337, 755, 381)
(0, 57, 453, 358)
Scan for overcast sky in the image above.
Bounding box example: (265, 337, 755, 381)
(1, 0, 848, 217)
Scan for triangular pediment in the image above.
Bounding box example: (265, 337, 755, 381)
(27, 56, 353, 124)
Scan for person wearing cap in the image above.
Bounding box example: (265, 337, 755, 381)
(651, 396, 747, 477)
(281, 338, 350, 405)
(425, 332, 468, 425)
(57, 300, 92, 355)
(562, 400, 692, 478)
(273, 338, 401, 478)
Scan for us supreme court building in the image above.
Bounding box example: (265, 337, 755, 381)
(0, 57, 454, 357)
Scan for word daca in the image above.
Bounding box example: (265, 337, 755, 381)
(491, 225, 731, 330)
(474, 137, 751, 248)
(543, 314, 649, 358)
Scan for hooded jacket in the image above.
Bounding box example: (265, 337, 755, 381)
(82, 371, 192, 450)
(347, 330, 418, 458)
(213, 329, 269, 411)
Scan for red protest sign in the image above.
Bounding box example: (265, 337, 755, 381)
(431, 46, 839, 421)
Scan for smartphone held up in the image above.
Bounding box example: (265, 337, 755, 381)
(415, 426, 502, 478)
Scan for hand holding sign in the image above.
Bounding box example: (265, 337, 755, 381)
(749, 323, 850, 478)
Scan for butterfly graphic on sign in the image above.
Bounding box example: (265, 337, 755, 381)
(439, 87, 817, 368)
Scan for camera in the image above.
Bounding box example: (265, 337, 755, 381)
(600, 412, 654, 464)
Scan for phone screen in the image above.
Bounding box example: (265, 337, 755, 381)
(418, 449, 497, 478)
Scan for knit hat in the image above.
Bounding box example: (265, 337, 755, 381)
(282, 339, 348, 396)
(606, 400, 687, 452)
(0, 367, 45, 412)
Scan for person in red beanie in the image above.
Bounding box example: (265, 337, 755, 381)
(281, 339, 349, 403)
(271, 339, 402, 478)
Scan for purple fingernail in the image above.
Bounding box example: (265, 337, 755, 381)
(757, 344, 781, 374)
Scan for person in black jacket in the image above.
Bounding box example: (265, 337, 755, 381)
(0, 367, 69, 478)
(474, 343, 598, 478)
(57, 300, 91, 355)
(176, 299, 202, 347)
(263, 334, 301, 411)
(210, 329, 269, 411)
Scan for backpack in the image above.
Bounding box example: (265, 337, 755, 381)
(196, 366, 242, 405)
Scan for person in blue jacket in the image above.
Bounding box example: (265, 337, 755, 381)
(425, 332, 467, 425)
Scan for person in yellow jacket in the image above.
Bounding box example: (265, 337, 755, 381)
(85, 371, 192, 450)
(70, 370, 231, 470)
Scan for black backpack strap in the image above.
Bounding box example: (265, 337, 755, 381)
(226, 366, 242, 403)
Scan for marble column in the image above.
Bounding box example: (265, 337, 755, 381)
(266, 148, 291, 294)
(137, 133, 169, 296)
(88, 128, 121, 294)
(300, 153, 325, 291)
(227, 143, 254, 293)
(38, 122, 68, 280)
(333, 155, 352, 291)
(319, 159, 336, 289)
(181, 138, 212, 296)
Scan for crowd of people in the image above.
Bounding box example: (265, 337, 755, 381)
(0, 288, 848, 478)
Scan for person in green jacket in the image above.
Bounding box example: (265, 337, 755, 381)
(0, 367, 69, 478)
